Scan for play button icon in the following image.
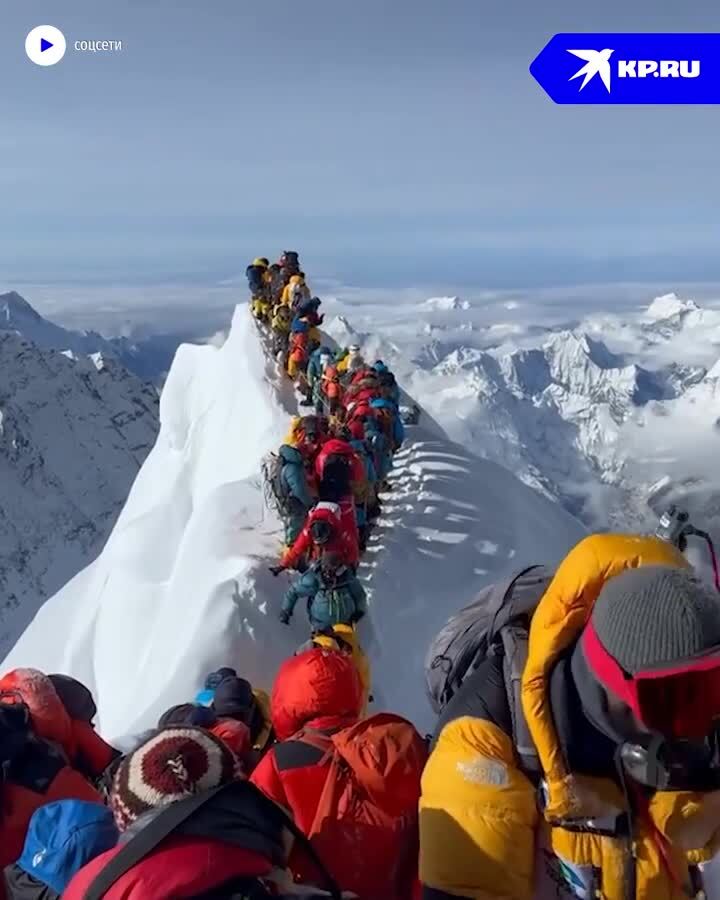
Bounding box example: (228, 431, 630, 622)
(26, 26, 66, 66)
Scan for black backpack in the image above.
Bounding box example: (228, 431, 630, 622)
(246, 265, 265, 295)
(319, 454, 351, 501)
(281, 251, 299, 268)
(83, 781, 341, 900)
(425, 565, 554, 774)
(261, 452, 290, 515)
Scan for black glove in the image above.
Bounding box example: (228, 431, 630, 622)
(279, 610, 291, 625)
(269, 565, 285, 577)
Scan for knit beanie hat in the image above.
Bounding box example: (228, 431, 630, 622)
(590, 565, 720, 672)
(157, 703, 217, 730)
(110, 727, 240, 831)
(212, 677, 255, 721)
(204, 667, 237, 691)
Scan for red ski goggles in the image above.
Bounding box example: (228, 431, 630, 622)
(582, 620, 720, 740)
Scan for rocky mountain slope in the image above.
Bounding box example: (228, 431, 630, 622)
(0, 329, 159, 654)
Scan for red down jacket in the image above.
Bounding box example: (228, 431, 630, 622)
(250, 648, 363, 884)
(0, 669, 116, 778)
(0, 670, 110, 887)
(280, 500, 360, 571)
(63, 837, 272, 900)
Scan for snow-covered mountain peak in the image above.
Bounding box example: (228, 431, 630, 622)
(0, 290, 178, 383)
(1, 290, 44, 325)
(423, 296, 470, 312)
(645, 292, 700, 322)
(326, 315, 359, 343)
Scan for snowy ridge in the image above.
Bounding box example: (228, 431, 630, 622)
(3, 305, 584, 738)
(0, 290, 176, 382)
(0, 331, 159, 655)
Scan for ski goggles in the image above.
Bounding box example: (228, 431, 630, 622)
(619, 733, 720, 792)
(582, 620, 720, 740)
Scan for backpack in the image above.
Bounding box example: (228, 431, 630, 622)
(370, 406, 394, 443)
(313, 584, 357, 627)
(281, 250, 300, 267)
(261, 452, 290, 515)
(424, 565, 554, 772)
(82, 780, 342, 900)
(300, 714, 427, 900)
(246, 265, 265, 295)
(319, 454, 351, 499)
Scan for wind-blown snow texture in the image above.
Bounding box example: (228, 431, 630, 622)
(3, 306, 584, 738)
(0, 330, 159, 655)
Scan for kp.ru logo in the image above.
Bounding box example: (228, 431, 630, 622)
(531, 34, 720, 104)
(567, 48, 699, 93)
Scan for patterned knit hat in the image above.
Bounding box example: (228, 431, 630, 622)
(110, 727, 241, 831)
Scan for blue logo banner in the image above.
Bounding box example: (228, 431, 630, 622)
(530, 33, 720, 103)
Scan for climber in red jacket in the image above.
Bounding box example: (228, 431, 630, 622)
(250, 648, 363, 887)
(64, 728, 292, 900)
(0, 670, 116, 884)
(314, 438, 365, 493)
(273, 501, 360, 574)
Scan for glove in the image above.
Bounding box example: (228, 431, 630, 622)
(269, 565, 285, 577)
(279, 610, 291, 625)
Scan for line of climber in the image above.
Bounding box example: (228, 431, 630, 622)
(5, 261, 720, 898)
(0, 256, 425, 899)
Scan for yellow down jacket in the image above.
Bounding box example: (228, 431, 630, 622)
(420, 533, 720, 900)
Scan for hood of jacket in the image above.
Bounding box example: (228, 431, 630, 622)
(278, 444, 304, 465)
(318, 438, 354, 459)
(520, 533, 688, 820)
(311, 501, 342, 525)
(0, 669, 73, 757)
(15, 799, 117, 896)
(270, 648, 363, 741)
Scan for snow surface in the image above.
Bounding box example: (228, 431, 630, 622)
(3, 306, 585, 739)
(0, 331, 159, 655)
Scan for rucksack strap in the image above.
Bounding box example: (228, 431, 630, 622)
(437, 565, 545, 708)
(490, 567, 547, 779)
(500, 624, 541, 779)
(83, 784, 227, 899)
(84, 781, 342, 900)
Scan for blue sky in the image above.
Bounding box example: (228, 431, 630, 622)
(2, 0, 720, 287)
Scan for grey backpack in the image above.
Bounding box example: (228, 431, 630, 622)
(424, 565, 553, 772)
